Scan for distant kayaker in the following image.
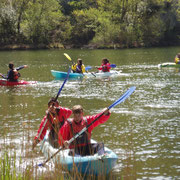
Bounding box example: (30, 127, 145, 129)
(97, 58, 111, 72)
(71, 58, 86, 73)
(58, 105, 111, 156)
(32, 98, 72, 149)
(174, 53, 180, 64)
(0, 62, 28, 82)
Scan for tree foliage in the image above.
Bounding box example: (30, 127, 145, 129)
(0, 0, 179, 48)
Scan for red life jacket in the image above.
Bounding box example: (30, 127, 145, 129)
(67, 118, 90, 148)
(13, 69, 20, 80)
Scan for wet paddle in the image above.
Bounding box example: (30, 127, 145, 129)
(37, 86, 136, 167)
(33, 67, 71, 150)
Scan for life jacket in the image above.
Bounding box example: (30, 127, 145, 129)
(48, 108, 65, 148)
(72, 64, 84, 73)
(175, 57, 180, 64)
(67, 118, 90, 148)
(13, 69, 20, 80)
(101, 63, 110, 72)
(75, 64, 83, 73)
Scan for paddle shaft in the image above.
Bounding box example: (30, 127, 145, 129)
(38, 86, 136, 166)
(35, 67, 71, 145)
(55, 67, 71, 100)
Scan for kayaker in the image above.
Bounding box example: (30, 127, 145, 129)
(97, 58, 111, 72)
(71, 58, 86, 73)
(174, 53, 180, 64)
(32, 97, 72, 149)
(58, 105, 111, 156)
(0, 62, 28, 82)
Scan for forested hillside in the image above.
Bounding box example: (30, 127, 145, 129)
(0, 0, 179, 49)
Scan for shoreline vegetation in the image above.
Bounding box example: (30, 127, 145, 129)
(0, 42, 179, 51)
(0, 0, 179, 51)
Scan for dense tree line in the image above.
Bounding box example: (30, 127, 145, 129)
(0, 0, 179, 49)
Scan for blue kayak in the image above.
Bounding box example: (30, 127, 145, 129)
(51, 70, 84, 79)
(40, 132, 118, 175)
(51, 70, 121, 80)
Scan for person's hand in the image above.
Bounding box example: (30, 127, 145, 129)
(48, 104, 56, 114)
(103, 108, 110, 115)
(24, 65, 28, 68)
(32, 139, 40, 150)
(63, 141, 69, 149)
(0, 73, 2, 77)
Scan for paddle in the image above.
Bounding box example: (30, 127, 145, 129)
(64, 53, 74, 65)
(85, 66, 96, 77)
(33, 67, 71, 150)
(85, 66, 92, 71)
(37, 86, 136, 167)
(109, 64, 116, 68)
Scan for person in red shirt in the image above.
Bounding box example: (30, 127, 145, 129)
(32, 98, 72, 149)
(97, 58, 111, 72)
(58, 105, 111, 156)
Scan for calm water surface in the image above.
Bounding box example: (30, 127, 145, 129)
(0, 47, 179, 179)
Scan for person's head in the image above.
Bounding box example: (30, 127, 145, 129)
(77, 59, 82, 66)
(102, 58, 109, 65)
(48, 97, 59, 108)
(72, 105, 83, 123)
(177, 53, 180, 58)
(9, 62, 14, 69)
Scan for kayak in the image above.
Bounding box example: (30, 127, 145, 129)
(51, 70, 121, 80)
(40, 132, 118, 175)
(0, 79, 37, 86)
(158, 62, 180, 68)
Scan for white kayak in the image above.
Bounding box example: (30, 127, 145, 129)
(158, 62, 180, 68)
(40, 132, 118, 175)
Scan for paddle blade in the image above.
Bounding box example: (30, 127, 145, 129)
(85, 66, 92, 71)
(108, 86, 136, 109)
(64, 53, 72, 61)
(110, 64, 116, 68)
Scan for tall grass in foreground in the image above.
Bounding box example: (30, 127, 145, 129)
(0, 151, 115, 180)
(0, 151, 23, 180)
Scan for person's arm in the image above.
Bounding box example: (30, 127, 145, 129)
(0, 73, 7, 79)
(71, 64, 76, 72)
(82, 65, 86, 73)
(98, 66, 102, 70)
(16, 65, 28, 71)
(61, 107, 72, 119)
(32, 115, 50, 149)
(87, 109, 111, 132)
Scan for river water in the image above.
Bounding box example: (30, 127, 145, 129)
(0, 47, 179, 179)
